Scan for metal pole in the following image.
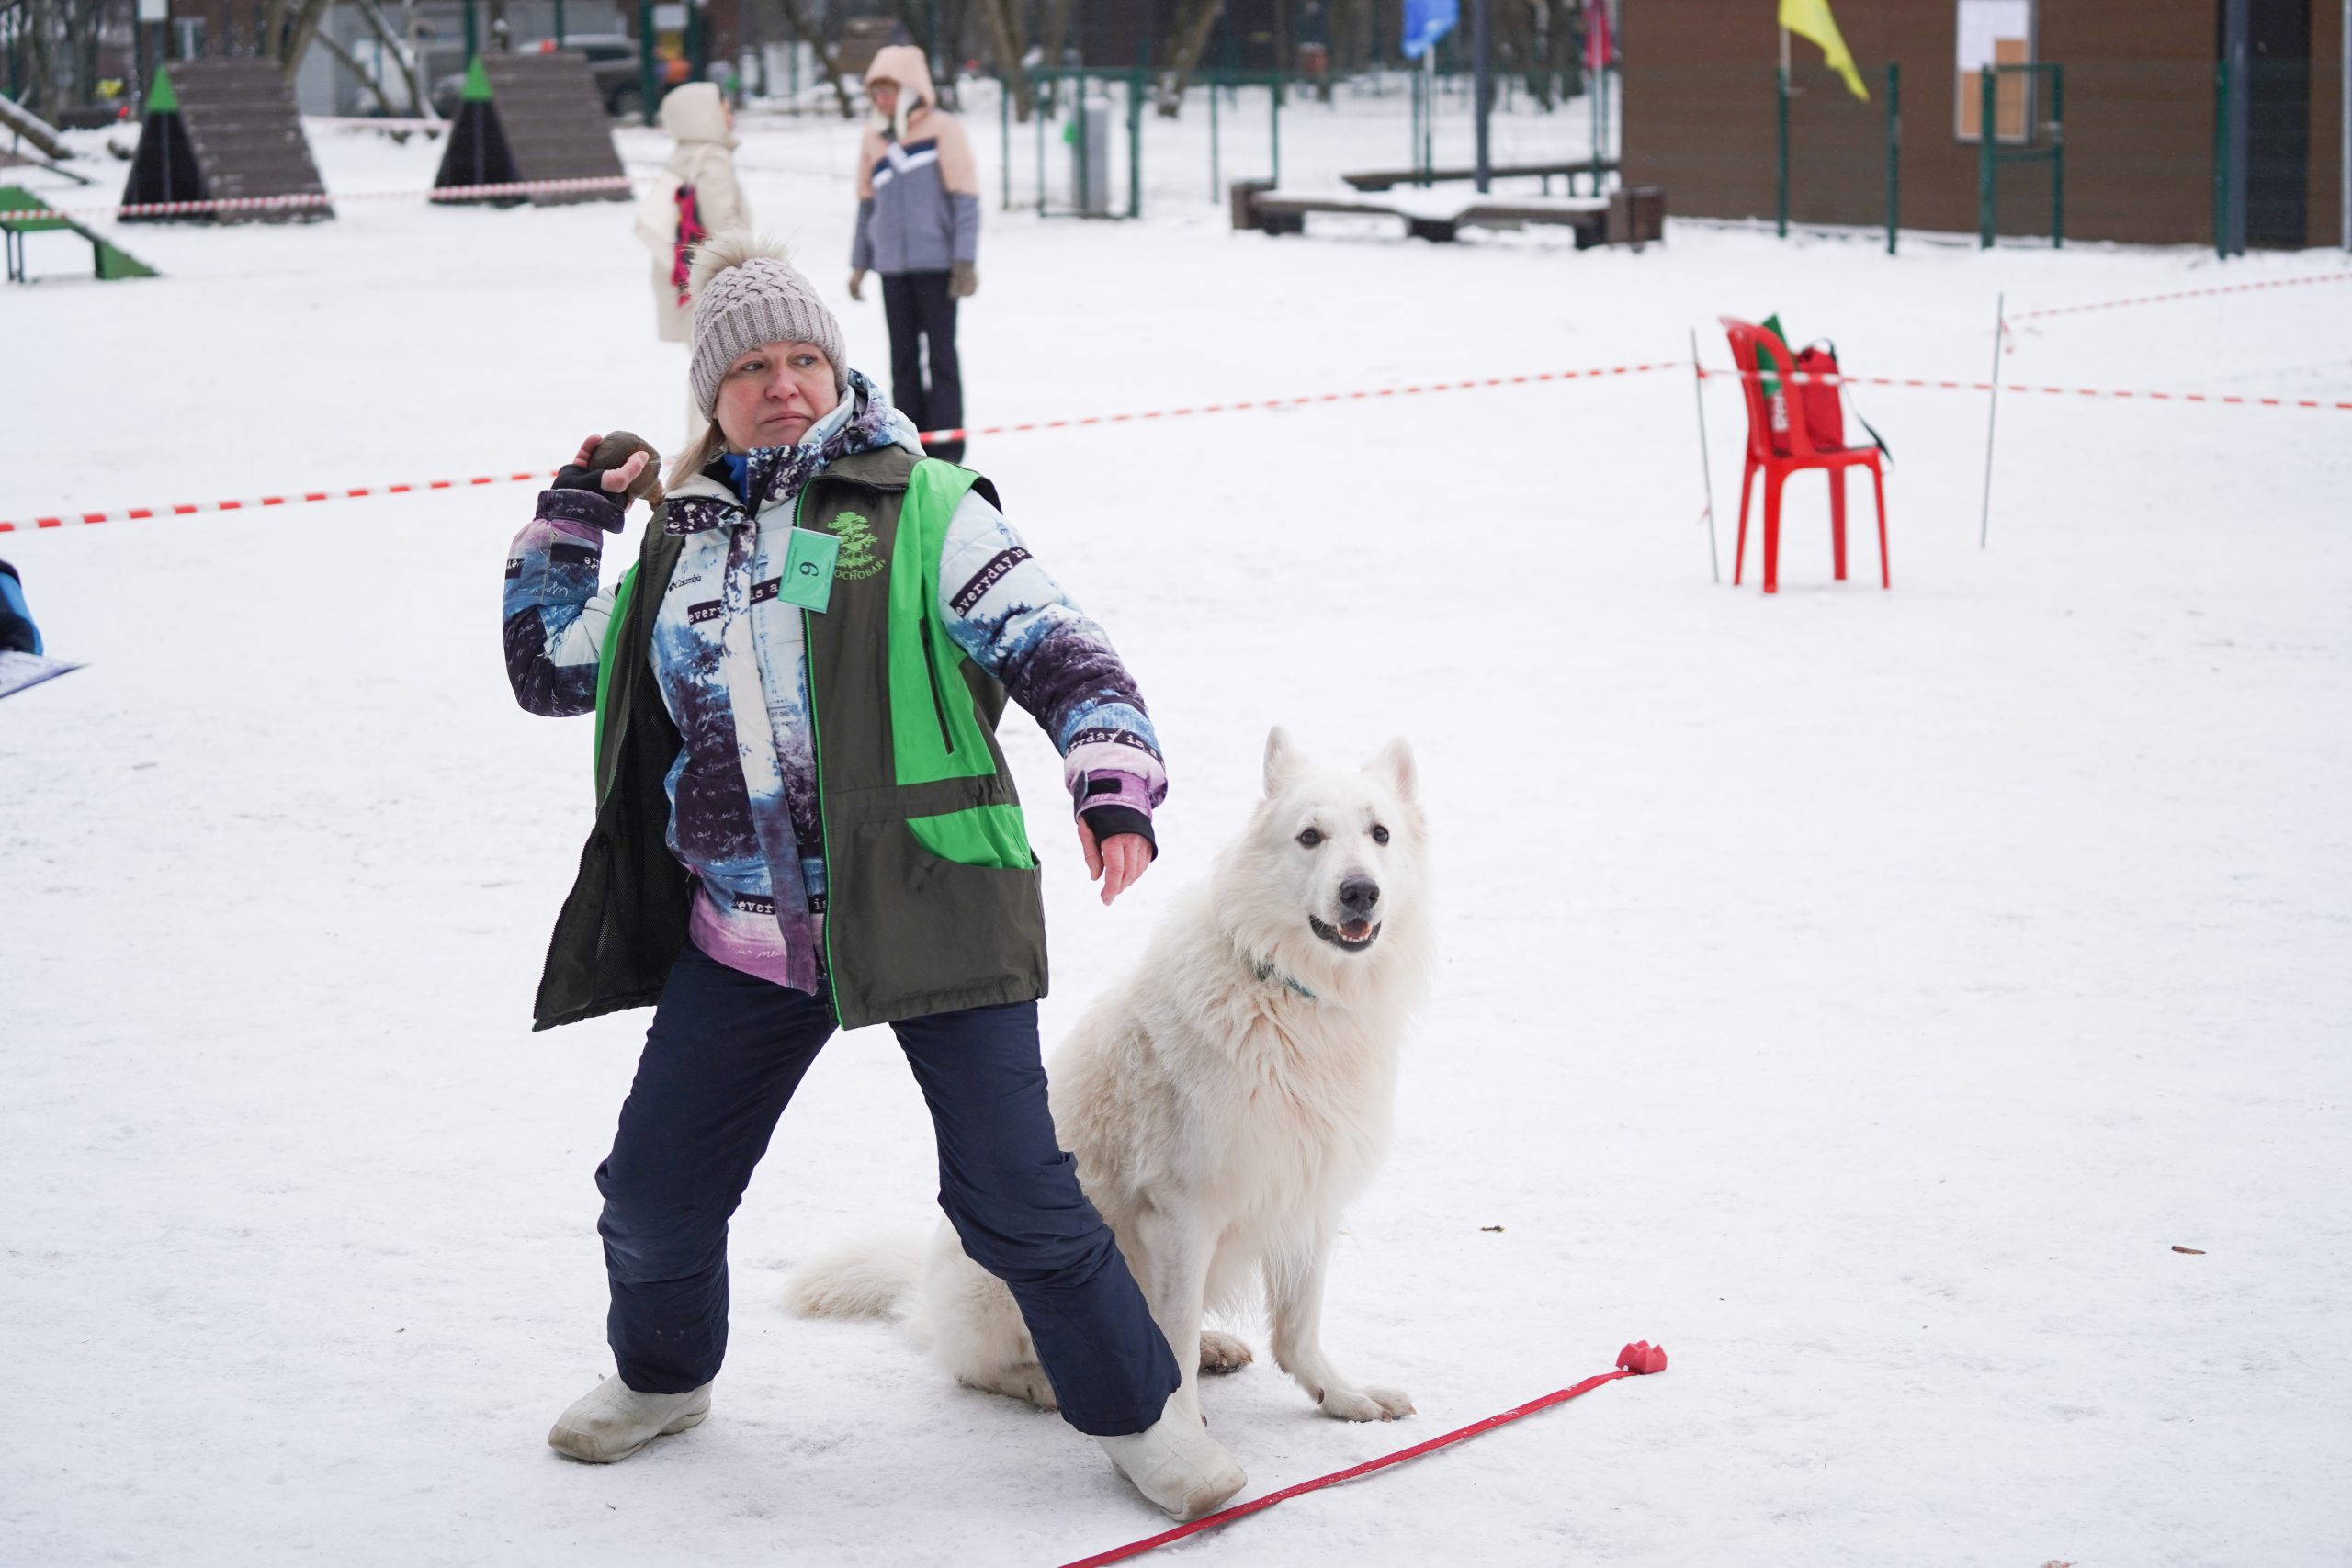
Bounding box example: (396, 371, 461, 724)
(1775, 60, 1789, 238)
(1690, 330, 1719, 583)
(1036, 76, 1046, 216)
(1000, 76, 1011, 209)
(1129, 72, 1143, 218)
(639, 0, 658, 126)
(1209, 72, 1218, 198)
(2222, 0, 2249, 256)
(1978, 66, 1995, 247)
(1979, 292, 2004, 549)
(554, 0, 566, 45)
(2342, 0, 2349, 251)
(1075, 77, 1089, 215)
(1423, 51, 1433, 183)
(1408, 59, 1419, 175)
(1589, 44, 1601, 191)
(2050, 65, 2064, 248)
(2214, 61, 2229, 255)
(1885, 62, 1899, 254)
(1271, 70, 1282, 185)
(1473, 0, 1491, 193)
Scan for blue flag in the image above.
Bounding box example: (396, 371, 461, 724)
(1401, 0, 1457, 58)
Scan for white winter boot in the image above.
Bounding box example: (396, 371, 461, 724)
(546, 1374, 712, 1463)
(1095, 1398, 1248, 1520)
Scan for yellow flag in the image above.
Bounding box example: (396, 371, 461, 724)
(1779, 0, 1870, 100)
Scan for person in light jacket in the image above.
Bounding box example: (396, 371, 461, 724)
(847, 45, 978, 463)
(639, 82, 751, 344)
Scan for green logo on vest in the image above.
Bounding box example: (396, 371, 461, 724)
(831, 513, 885, 581)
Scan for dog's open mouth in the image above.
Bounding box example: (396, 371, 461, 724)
(1308, 914, 1381, 952)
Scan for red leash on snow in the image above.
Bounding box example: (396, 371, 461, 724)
(1056, 1341, 1669, 1568)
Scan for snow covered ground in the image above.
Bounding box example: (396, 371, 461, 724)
(3, 106, 2349, 1567)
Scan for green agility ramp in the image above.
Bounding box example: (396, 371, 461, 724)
(0, 186, 158, 283)
(120, 61, 333, 224)
(432, 52, 627, 206)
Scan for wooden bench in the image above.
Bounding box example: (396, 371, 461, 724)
(1231, 181, 1665, 250)
(0, 185, 157, 283)
(1342, 160, 1622, 196)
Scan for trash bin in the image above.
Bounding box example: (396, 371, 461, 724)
(1070, 86, 1112, 216)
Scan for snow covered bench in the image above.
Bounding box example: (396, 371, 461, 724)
(1230, 180, 1664, 250)
(1341, 160, 1621, 197)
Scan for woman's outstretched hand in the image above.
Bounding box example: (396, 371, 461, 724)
(1078, 819, 1151, 907)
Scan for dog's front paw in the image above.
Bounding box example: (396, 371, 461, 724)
(960, 1363, 1060, 1411)
(1317, 1383, 1415, 1422)
(1199, 1331, 1256, 1375)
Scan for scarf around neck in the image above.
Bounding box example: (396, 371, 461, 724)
(667, 369, 924, 535)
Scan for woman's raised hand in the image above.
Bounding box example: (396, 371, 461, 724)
(571, 433, 651, 497)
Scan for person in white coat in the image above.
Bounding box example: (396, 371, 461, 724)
(637, 83, 751, 344)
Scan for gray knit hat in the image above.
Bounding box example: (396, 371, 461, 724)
(688, 234, 850, 416)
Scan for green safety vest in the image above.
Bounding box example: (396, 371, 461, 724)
(532, 447, 1047, 1032)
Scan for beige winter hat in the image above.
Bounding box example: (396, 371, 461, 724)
(863, 44, 936, 107)
(687, 234, 850, 413)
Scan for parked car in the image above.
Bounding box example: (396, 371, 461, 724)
(430, 37, 648, 121)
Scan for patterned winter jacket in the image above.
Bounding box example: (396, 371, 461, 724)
(851, 46, 979, 276)
(503, 376, 1164, 994)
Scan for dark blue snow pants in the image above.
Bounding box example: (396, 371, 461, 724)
(594, 941, 1181, 1437)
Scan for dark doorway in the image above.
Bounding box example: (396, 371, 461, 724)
(2229, 0, 2312, 247)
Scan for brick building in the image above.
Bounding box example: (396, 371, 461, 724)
(1620, 0, 2345, 249)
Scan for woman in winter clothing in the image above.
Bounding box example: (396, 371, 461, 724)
(503, 234, 1245, 1520)
(847, 45, 978, 463)
(639, 83, 751, 345)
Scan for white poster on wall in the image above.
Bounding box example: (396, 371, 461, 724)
(1955, 0, 2033, 141)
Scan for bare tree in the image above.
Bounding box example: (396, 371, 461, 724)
(772, 0, 863, 118)
(890, 0, 976, 105)
(300, 0, 434, 117)
(280, 0, 335, 81)
(311, 28, 402, 112)
(354, 0, 433, 116)
(1041, 0, 1079, 68)
(9, 0, 110, 121)
(973, 0, 1034, 120)
(1151, 0, 1224, 116)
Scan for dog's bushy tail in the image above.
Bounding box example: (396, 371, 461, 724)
(785, 1231, 928, 1322)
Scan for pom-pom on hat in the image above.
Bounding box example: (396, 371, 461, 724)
(688, 233, 850, 416)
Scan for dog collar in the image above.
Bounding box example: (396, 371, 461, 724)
(1250, 955, 1317, 1001)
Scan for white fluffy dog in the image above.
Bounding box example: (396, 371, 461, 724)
(790, 727, 1434, 1426)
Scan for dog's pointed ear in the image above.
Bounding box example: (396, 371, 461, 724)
(1263, 726, 1301, 797)
(1365, 736, 1418, 803)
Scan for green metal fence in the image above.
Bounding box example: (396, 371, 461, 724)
(1625, 58, 2319, 253)
(1976, 63, 2065, 249)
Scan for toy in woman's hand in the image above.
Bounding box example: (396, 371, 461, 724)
(590, 431, 666, 506)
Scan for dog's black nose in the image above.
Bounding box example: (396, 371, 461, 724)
(1338, 875, 1381, 916)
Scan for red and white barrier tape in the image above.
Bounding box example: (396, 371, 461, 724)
(910, 361, 1681, 446)
(1057, 1342, 1669, 1568)
(13, 358, 2344, 533)
(17, 175, 639, 224)
(1696, 365, 2352, 412)
(2010, 270, 2352, 321)
(2, 362, 1679, 532)
(1, 470, 555, 534)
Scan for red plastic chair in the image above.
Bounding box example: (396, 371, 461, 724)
(1720, 317, 1889, 594)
